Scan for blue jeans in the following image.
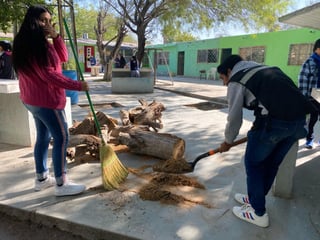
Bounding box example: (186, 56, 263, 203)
(245, 117, 306, 216)
(24, 104, 68, 185)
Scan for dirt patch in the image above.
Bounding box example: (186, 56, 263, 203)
(127, 167, 213, 208)
(152, 157, 192, 173)
(86, 145, 211, 208)
(149, 173, 204, 188)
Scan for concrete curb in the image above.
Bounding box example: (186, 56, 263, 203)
(0, 203, 139, 240)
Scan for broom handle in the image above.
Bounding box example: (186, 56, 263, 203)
(63, 18, 103, 139)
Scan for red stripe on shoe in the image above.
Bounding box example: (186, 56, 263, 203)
(242, 197, 249, 203)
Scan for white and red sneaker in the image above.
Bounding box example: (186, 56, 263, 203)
(232, 204, 269, 228)
(234, 193, 250, 205)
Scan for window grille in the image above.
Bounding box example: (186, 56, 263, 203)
(197, 49, 219, 63)
(288, 43, 313, 65)
(239, 46, 265, 64)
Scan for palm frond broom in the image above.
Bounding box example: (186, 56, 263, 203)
(63, 18, 128, 190)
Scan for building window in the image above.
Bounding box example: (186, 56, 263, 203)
(288, 43, 313, 65)
(239, 46, 265, 63)
(197, 49, 219, 63)
(157, 52, 169, 65)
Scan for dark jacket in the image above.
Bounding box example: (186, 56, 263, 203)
(130, 58, 138, 71)
(0, 51, 14, 79)
(230, 65, 316, 120)
(119, 56, 126, 68)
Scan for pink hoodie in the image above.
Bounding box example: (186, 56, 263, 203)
(18, 35, 82, 110)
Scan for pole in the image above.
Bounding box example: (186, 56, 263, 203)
(57, 0, 64, 39)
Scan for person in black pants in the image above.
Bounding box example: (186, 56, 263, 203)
(130, 55, 140, 77)
(298, 38, 320, 149)
(0, 41, 15, 79)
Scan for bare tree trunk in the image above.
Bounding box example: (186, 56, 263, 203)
(136, 26, 147, 66)
(104, 59, 112, 81)
(106, 22, 128, 81)
(94, 2, 127, 81)
(95, 3, 107, 79)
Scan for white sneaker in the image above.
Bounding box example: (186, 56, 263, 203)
(232, 204, 269, 228)
(34, 176, 56, 191)
(234, 193, 250, 205)
(55, 181, 86, 197)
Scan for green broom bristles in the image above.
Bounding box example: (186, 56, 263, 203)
(100, 143, 129, 190)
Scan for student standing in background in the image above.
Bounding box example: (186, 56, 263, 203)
(298, 38, 320, 149)
(0, 41, 15, 79)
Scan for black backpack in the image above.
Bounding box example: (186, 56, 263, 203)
(230, 65, 317, 120)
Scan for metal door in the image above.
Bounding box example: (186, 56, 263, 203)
(220, 48, 232, 63)
(177, 51, 185, 75)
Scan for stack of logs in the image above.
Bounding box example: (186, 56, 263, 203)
(67, 99, 185, 163)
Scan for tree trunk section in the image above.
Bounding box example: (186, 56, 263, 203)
(118, 128, 185, 160)
(120, 99, 165, 131)
(67, 134, 101, 147)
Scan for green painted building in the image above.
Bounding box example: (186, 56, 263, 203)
(147, 28, 320, 84)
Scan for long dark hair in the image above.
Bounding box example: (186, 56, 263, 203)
(12, 5, 51, 72)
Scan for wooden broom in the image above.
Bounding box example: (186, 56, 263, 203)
(63, 18, 128, 190)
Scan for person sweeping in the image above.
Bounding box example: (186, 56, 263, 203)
(12, 5, 89, 196)
(217, 55, 316, 227)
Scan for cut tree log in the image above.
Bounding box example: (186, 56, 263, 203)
(119, 109, 131, 126)
(67, 134, 101, 162)
(109, 125, 149, 139)
(69, 111, 118, 135)
(121, 99, 165, 131)
(67, 134, 101, 147)
(118, 127, 185, 160)
(66, 101, 185, 163)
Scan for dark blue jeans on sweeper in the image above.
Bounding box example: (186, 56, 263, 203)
(24, 104, 68, 186)
(244, 116, 306, 216)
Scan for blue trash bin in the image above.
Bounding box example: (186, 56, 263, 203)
(62, 70, 79, 105)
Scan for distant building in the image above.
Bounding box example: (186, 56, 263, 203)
(67, 37, 137, 72)
(146, 27, 319, 84)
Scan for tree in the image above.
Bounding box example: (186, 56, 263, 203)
(104, 0, 172, 66)
(94, 1, 128, 81)
(74, 4, 120, 40)
(103, 0, 292, 67)
(1, 0, 293, 75)
(0, 0, 46, 33)
(162, 27, 197, 43)
(159, 0, 293, 34)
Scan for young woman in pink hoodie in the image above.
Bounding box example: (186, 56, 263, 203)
(12, 5, 89, 196)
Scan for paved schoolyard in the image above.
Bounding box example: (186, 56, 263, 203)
(0, 75, 319, 240)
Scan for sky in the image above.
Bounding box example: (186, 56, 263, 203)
(195, 0, 320, 42)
